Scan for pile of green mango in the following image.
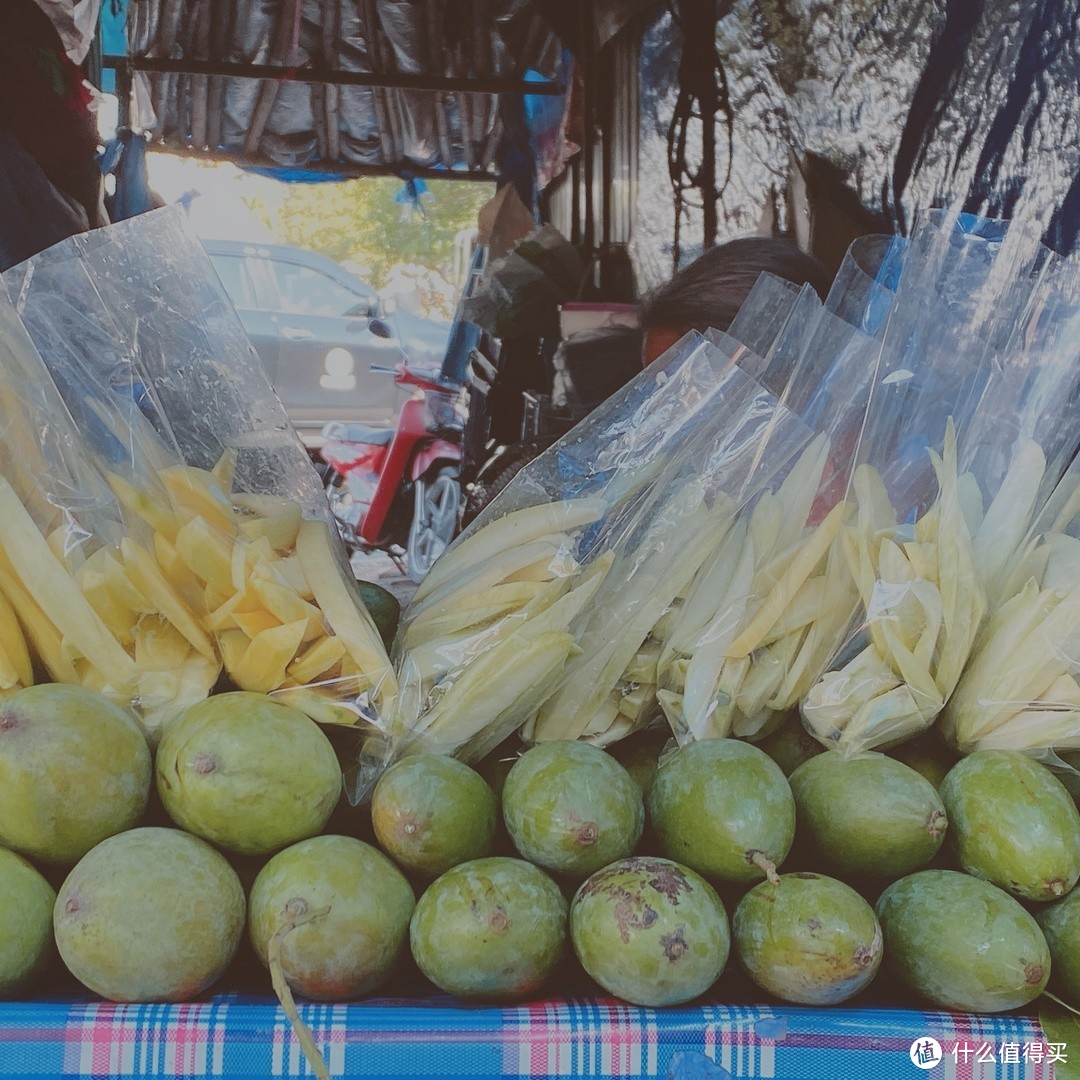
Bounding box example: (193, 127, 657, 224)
(2, 684, 1079, 1019)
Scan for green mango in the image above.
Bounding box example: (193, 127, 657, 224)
(356, 581, 401, 652)
(756, 713, 824, 778)
(611, 730, 670, 797)
(876, 870, 1050, 1012)
(249, 834, 414, 1001)
(53, 828, 245, 1002)
(789, 753, 947, 878)
(156, 692, 342, 857)
(571, 856, 729, 1006)
(940, 750, 1080, 901)
(647, 739, 794, 883)
(410, 857, 566, 1000)
(0, 847, 54, 997)
(887, 735, 957, 790)
(372, 754, 496, 878)
(1035, 887, 1080, 1005)
(734, 873, 882, 1005)
(502, 741, 643, 877)
(0, 685, 151, 865)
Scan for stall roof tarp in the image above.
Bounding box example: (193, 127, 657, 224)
(634, 0, 1080, 281)
(115, 0, 570, 183)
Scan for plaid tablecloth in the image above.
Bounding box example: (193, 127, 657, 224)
(0, 995, 1065, 1080)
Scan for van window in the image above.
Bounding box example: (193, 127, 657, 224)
(270, 261, 368, 318)
(210, 254, 258, 309)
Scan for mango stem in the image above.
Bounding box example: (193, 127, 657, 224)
(268, 900, 333, 1080)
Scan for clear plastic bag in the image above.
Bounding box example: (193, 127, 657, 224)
(383, 335, 733, 765)
(654, 239, 898, 745)
(801, 213, 1080, 756)
(528, 359, 815, 749)
(378, 332, 806, 790)
(0, 277, 221, 735)
(7, 210, 396, 742)
(939, 283, 1080, 760)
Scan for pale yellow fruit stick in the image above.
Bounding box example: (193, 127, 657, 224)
(0, 477, 135, 688)
(295, 519, 397, 700)
(120, 538, 216, 658)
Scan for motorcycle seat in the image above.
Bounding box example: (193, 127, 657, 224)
(323, 422, 394, 446)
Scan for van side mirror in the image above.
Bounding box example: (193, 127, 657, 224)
(368, 318, 395, 340)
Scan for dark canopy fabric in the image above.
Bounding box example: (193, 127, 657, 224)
(635, 0, 1080, 280)
(122, 0, 569, 186)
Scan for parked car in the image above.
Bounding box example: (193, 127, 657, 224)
(202, 239, 451, 446)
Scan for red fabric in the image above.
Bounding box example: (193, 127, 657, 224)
(0, 0, 99, 181)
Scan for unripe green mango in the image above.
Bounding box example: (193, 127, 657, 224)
(410, 857, 567, 1000)
(888, 735, 957, 790)
(156, 692, 341, 856)
(0, 685, 150, 865)
(372, 754, 496, 878)
(571, 856, 729, 1007)
(940, 750, 1080, 902)
(502, 741, 643, 877)
(757, 713, 824, 777)
(647, 739, 794, 883)
(789, 752, 947, 878)
(734, 872, 882, 1005)
(0, 847, 54, 997)
(53, 828, 245, 1002)
(1035, 887, 1080, 1005)
(876, 870, 1050, 1012)
(249, 835, 414, 1001)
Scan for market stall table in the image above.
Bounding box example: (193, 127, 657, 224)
(0, 994, 1065, 1079)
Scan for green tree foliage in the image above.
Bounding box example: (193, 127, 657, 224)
(244, 176, 492, 291)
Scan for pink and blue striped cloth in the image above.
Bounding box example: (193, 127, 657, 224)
(0, 995, 1059, 1079)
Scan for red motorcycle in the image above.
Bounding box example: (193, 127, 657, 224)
(319, 362, 465, 582)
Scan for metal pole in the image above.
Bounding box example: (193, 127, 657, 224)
(580, 0, 596, 268)
(100, 55, 565, 95)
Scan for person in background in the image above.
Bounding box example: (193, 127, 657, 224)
(0, 0, 106, 271)
(637, 236, 833, 366)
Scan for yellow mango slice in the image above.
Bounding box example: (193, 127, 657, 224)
(0, 479, 135, 690)
(295, 519, 396, 701)
(239, 503, 302, 551)
(0, 588, 32, 687)
(107, 473, 181, 542)
(233, 609, 283, 639)
(134, 615, 193, 670)
(0, 559, 78, 683)
(121, 538, 215, 658)
(231, 619, 308, 693)
(175, 517, 235, 595)
(219, 629, 250, 674)
(159, 465, 238, 536)
(286, 635, 348, 684)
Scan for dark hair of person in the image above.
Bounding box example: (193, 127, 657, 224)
(637, 237, 833, 334)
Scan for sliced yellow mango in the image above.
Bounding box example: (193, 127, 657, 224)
(239, 503, 302, 551)
(233, 608, 283, 639)
(175, 516, 235, 595)
(295, 519, 396, 701)
(159, 465, 238, 536)
(121, 538, 215, 658)
(0, 478, 135, 690)
(107, 473, 181, 542)
(0, 559, 78, 683)
(219, 629, 250, 673)
(287, 635, 348, 684)
(0, 588, 32, 687)
(231, 619, 308, 693)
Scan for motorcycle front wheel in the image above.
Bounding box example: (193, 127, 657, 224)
(406, 467, 461, 583)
